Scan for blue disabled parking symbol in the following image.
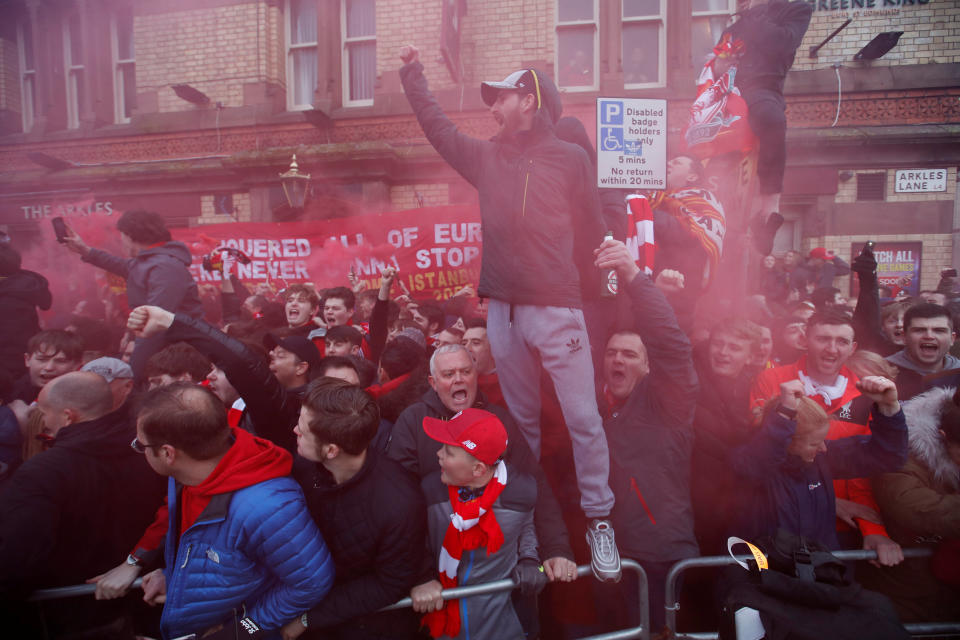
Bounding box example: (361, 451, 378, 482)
(601, 127, 624, 152)
(600, 100, 624, 125)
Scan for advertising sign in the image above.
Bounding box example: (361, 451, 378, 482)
(850, 241, 922, 298)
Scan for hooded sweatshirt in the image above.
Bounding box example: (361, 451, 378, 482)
(83, 241, 203, 318)
(886, 349, 960, 401)
(177, 427, 291, 535)
(131, 428, 293, 569)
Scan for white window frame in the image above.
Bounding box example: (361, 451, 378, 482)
(110, 10, 135, 124)
(691, 0, 735, 68)
(341, 0, 375, 107)
(285, 0, 319, 111)
(16, 23, 35, 133)
(622, 0, 667, 89)
(62, 13, 85, 130)
(555, 0, 599, 93)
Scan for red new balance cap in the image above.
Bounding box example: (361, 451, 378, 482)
(423, 408, 508, 465)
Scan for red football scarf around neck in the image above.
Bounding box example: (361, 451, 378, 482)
(423, 460, 508, 638)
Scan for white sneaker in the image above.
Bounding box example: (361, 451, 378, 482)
(586, 518, 622, 582)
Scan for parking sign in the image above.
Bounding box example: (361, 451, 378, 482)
(596, 98, 667, 190)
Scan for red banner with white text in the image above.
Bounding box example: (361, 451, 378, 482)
(171, 205, 483, 301)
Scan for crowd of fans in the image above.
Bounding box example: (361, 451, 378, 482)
(1, 205, 958, 639)
(1, 34, 959, 640)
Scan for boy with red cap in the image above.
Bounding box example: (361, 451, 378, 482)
(411, 408, 545, 640)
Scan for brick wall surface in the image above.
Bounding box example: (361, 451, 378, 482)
(136, 2, 281, 113)
(376, 0, 554, 93)
(197, 191, 252, 223)
(835, 166, 956, 203)
(0, 35, 20, 115)
(389, 182, 450, 210)
(794, 1, 960, 71)
(807, 232, 952, 292)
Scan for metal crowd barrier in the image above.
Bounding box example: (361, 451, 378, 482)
(29, 561, 650, 640)
(664, 547, 960, 639)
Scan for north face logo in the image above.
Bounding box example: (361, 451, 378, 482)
(567, 338, 583, 354)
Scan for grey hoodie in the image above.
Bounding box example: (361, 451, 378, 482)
(83, 241, 203, 318)
(887, 348, 960, 376)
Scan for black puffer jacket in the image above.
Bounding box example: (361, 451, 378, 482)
(387, 388, 574, 562)
(0, 269, 51, 380)
(726, 0, 813, 94)
(401, 62, 605, 308)
(298, 448, 426, 639)
(0, 405, 166, 595)
(83, 241, 203, 317)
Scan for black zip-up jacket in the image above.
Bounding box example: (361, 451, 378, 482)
(387, 388, 574, 563)
(0, 269, 51, 381)
(0, 405, 165, 597)
(400, 61, 604, 308)
(165, 315, 302, 452)
(601, 271, 700, 563)
(298, 448, 426, 640)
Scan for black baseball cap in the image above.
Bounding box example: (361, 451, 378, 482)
(263, 333, 321, 375)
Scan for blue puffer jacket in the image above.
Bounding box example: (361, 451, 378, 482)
(159, 432, 334, 639)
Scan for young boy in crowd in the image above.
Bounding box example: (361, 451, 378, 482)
(412, 408, 545, 640)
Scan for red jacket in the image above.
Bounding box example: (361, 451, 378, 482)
(750, 357, 890, 538)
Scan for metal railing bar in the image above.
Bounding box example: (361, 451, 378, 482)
(665, 547, 943, 640)
(28, 562, 651, 640)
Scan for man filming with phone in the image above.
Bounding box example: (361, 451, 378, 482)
(60, 210, 203, 380)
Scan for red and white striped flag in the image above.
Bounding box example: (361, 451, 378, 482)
(625, 194, 655, 276)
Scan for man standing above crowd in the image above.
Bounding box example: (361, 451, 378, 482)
(723, 0, 813, 254)
(750, 311, 905, 566)
(63, 210, 203, 378)
(0, 372, 165, 636)
(399, 44, 618, 580)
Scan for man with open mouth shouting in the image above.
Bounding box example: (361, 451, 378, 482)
(886, 303, 960, 401)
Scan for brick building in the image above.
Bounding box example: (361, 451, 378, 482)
(0, 0, 957, 293)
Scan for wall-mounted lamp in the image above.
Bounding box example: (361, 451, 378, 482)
(280, 155, 311, 210)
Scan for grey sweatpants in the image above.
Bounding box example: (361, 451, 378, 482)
(487, 299, 615, 518)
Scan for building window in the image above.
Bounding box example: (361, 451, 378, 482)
(17, 23, 35, 133)
(341, 0, 375, 106)
(622, 0, 665, 88)
(691, 0, 734, 68)
(857, 173, 886, 201)
(111, 7, 136, 124)
(556, 0, 598, 91)
(286, 0, 318, 111)
(62, 12, 85, 129)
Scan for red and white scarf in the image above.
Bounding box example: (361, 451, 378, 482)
(227, 397, 246, 428)
(423, 461, 508, 638)
(625, 194, 655, 277)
